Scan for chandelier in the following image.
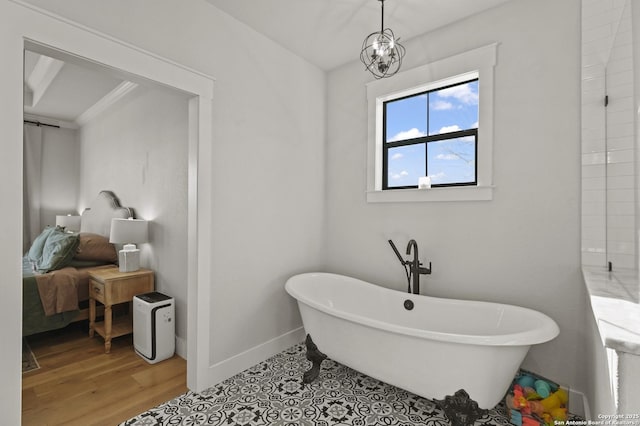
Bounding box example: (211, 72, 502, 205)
(360, 0, 406, 79)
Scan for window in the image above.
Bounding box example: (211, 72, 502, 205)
(366, 43, 497, 202)
(383, 78, 479, 189)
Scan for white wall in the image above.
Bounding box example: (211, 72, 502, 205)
(18, 0, 326, 370)
(326, 0, 586, 393)
(635, 1, 640, 269)
(0, 5, 26, 420)
(78, 85, 190, 353)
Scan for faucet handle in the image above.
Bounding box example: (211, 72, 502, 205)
(419, 261, 432, 274)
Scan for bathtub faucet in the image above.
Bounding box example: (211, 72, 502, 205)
(388, 239, 431, 294)
(406, 239, 431, 295)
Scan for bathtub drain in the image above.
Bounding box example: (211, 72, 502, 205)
(403, 300, 414, 310)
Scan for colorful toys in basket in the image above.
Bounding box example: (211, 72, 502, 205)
(505, 371, 569, 426)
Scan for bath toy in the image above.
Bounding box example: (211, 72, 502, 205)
(534, 379, 551, 398)
(541, 413, 553, 425)
(506, 385, 526, 410)
(541, 389, 568, 412)
(507, 376, 569, 426)
(506, 385, 546, 417)
(523, 387, 541, 400)
(550, 407, 568, 421)
(510, 409, 523, 426)
(517, 374, 536, 389)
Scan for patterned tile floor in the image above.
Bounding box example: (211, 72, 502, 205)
(120, 342, 559, 426)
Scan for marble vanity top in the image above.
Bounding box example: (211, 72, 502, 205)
(582, 267, 640, 355)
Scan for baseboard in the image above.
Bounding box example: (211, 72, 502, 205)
(206, 327, 305, 386)
(569, 388, 590, 420)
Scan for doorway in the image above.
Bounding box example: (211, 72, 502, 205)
(20, 35, 213, 388)
(22, 40, 190, 394)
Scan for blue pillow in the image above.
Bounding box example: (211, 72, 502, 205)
(27, 226, 58, 262)
(36, 228, 79, 273)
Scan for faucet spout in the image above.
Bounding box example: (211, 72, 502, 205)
(406, 239, 418, 257)
(405, 239, 431, 295)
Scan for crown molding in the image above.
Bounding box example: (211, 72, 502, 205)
(26, 55, 64, 107)
(75, 80, 138, 127)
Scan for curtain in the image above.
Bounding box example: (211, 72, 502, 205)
(23, 124, 43, 253)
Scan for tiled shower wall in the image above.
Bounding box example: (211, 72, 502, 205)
(582, 0, 637, 269)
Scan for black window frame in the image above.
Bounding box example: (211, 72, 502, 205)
(382, 78, 479, 190)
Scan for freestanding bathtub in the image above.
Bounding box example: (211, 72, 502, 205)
(285, 272, 560, 410)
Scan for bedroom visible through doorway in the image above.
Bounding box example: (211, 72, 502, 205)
(17, 27, 213, 397)
(21, 44, 192, 419)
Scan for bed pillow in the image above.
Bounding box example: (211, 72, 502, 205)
(27, 226, 58, 262)
(74, 233, 118, 263)
(36, 229, 79, 273)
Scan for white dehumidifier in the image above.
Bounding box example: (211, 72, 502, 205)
(133, 292, 175, 364)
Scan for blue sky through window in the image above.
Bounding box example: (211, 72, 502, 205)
(385, 80, 478, 187)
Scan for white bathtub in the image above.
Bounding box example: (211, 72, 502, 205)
(285, 272, 560, 409)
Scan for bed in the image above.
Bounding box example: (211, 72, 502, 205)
(22, 191, 134, 336)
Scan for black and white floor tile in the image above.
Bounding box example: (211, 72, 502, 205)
(119, 342, 546, 426)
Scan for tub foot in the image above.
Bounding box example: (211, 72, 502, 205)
(302, 334, 326, 384)
(435, 389, 487, 426)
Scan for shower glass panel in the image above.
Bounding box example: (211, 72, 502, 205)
(581, 0, 637, 271)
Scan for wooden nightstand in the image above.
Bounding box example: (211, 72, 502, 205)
(89, 266, 154, 353)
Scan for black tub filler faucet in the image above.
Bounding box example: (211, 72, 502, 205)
(388, 239, 431, 295)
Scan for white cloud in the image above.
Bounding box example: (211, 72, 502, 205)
(391, 153, 404, 160)
(439, 125, 461, 134)
(389, 128, 426, 142)
(430, 100, 452, 111)
(429, 171, 446, 182)
(390, 170, 409, 180)
(436, 153, 460, 160)
(471, 121, 478, 128)
(436, 83, 478, 105)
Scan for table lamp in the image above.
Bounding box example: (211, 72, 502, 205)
(109, 218, 148, 272)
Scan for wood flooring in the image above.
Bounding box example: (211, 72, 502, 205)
(22, 322, 187, 426)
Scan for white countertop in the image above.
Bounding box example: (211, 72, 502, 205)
(582, 267, 640, 355)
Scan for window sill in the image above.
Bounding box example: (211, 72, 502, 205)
(366, 185, 494, 203)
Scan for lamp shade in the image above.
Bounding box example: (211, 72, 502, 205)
(56, 215, 81, 232)
(109, 218, 149, 245)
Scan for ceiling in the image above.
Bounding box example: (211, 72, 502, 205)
(206, 0, 514, 71)
(23, 50, 134, 127)
(23, 1, 513, 123)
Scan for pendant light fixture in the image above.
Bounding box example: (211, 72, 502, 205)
(360, 0, 406, 79)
